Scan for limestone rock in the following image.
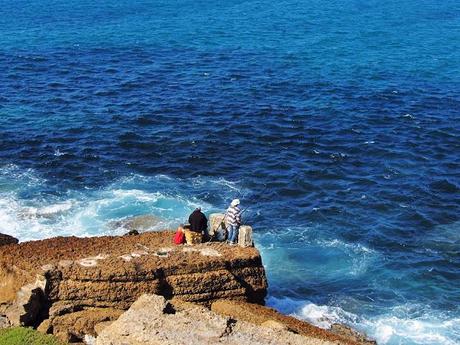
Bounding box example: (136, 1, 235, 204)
(211, 299, 375, 345)
(330, 323, 377, 345)
(261, 319, 288, 330)
(94, 320, 115, 335)
(0, 233, 18, 247)
(47, 308, 123, 342)
(96, 294, 338, 345)
(5, 275, 47, 327)
(0, 231, 267, 342)
(238, 225, 253, 247)
(0, 316, 10, 329)
(209, 213, 228, 240)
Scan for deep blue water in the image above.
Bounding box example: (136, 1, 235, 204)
(1, 0, 460, 343)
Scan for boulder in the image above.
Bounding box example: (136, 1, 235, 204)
(238, 225, 253, 247)
(108, 215, 163, 232)
(0, 231, 267, 342)
(4, 275, 47, 327)
(0, 233, 18, 247)
(208, 213, 228, 239)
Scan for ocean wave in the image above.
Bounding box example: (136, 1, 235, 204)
(20, 201, 74, 218)
(367, 313, 460, 345)
(0, 164, 45, 190)
(0, 170, 241, 241)
(268, 297, 460, 345)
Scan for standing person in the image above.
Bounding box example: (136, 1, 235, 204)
(226, 199, 242, 245)
(187, 207, 208, 243)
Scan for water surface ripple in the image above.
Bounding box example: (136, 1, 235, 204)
(0, 1, 459, 344)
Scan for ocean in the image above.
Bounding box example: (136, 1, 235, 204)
(1, 0, 459, 344)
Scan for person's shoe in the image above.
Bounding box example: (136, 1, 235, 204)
(229, 242, 236, 246)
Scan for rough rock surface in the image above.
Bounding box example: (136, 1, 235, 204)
(0, 316, 10, 329)
(0, 233, 18, 247)
(211, 300, 376, 345)
(96, 294, 341, 345)
(0, 231, 267, 342)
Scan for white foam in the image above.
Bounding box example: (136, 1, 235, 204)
(295, 302, 358, 329)
(363, 315, 460, 345)
(112, 189, 161, 202)
(25, 201, 73, 218)
(53, 149, 65, 157)
(317, 238, 374, 255)
(269, 297, 460, 345)
(0, 172, 220, 241)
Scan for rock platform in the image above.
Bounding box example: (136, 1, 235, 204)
(95, 294, 375, 345)
(0, 231, 267, 342)
(0, 231, 375, 345)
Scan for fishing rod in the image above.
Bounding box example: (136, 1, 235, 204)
(212, 183, 268, 239)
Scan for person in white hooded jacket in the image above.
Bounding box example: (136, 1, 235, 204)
(226, 199, 242, 245)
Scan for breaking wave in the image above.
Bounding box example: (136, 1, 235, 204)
(0, 166, 240, 241)
(268, 296, 460, 345)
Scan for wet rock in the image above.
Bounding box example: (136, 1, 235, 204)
(124, 229, 139, 236)
(0, 233, 18, 247)
(108, 214, 162, 232)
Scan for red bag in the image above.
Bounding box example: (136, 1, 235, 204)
(173, 228, 185, 245)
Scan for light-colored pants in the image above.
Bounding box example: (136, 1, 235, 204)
(228, 225, 239, 243)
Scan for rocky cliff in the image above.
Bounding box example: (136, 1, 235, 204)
(95, 294, 375, 345)
(0, 231, 267, 342)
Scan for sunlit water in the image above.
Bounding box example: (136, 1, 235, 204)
(1, 1, 459, 344)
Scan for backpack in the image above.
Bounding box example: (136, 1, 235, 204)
(173, 228, 185, 245)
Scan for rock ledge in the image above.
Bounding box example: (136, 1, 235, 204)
(0, 231, 267, 342)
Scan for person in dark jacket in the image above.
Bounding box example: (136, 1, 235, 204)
(187, 207, 209, 242)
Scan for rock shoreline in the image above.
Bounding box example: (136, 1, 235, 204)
(0, 232, 375, 344)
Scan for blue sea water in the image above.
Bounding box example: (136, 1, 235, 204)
(1, 0, 459, 343)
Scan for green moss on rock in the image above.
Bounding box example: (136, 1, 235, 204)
(0, 327, 65, 345)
